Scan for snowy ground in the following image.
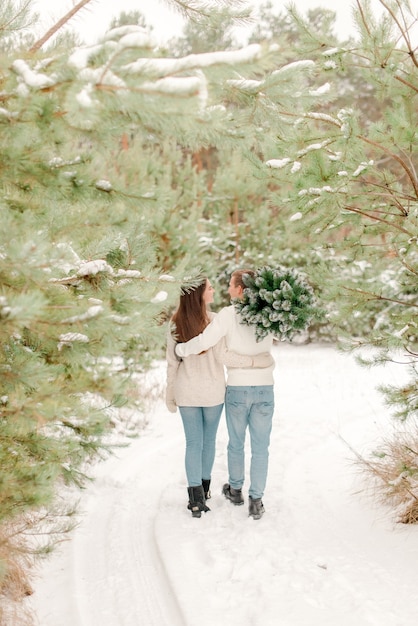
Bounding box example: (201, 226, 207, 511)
(29, 343, 418, 626)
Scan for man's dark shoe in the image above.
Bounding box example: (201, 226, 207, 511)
(248, 496, 265, 520)
(222, 483, 244, 505)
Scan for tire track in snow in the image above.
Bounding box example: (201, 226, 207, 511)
(32, 409, 186, 626)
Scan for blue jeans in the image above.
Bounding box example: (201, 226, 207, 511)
(225, 386, 274, 499)
(179, 404, 223, 487)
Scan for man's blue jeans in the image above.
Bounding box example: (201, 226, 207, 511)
(225, 386, 274, 499)
(179, 404, 223, 487)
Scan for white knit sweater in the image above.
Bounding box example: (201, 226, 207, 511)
(175, 305, 275, 386)
(166, 312, 270, 408)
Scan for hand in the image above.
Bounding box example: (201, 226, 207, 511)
(251, 353, 274, 368)
(166, 399, 177, 413)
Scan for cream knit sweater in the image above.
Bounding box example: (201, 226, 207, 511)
(175, 305, 275, 387)
(166, 312, 270, 408)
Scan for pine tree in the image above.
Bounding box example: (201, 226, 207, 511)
(160, 2, 335, 311)
(234, 265, 320, 341)
(3, 1, 416, 619)
(0, 0, 278, 615)
(242, 0, 418, 521)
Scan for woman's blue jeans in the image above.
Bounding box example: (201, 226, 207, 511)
(179, 404, 223, 487)
(225, 386, 274, 499)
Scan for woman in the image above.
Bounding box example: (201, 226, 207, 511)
(166, 278, 273, 518)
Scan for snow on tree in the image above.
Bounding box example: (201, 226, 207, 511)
(234, 265, 321, 341)
(2, 1, 417, 621)
(245, 0, 418, 522)
(0, 0, 280, 616)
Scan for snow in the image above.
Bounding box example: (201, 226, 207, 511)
(122, 45, 262, 78)
(11, 59, 55, 89)
(57, 332, 89, 350)
(68, 44, 109, 70)
(76, 260, 113, 276)
(266, 158, 291, 169)
(117, 269, 142, 278)
(322, 48, 344, 57)
(62, 305, 103, 324)
(150, 290, 168, 304)
(309, 83, 331, 96)
(141, 76, 203, 96)
(65, 36, 267, 115)
(95, 179, 113, 191)
(297, 140, 334, 157)
(353, 162, 374, 177)
(273, 60, 315, 74)
(158, 274, 175, 282)
(28, 343, 418, 626)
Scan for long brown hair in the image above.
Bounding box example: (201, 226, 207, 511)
(171, 279, 210, 342)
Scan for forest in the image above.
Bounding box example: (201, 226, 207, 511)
(0, 1, 417, 623)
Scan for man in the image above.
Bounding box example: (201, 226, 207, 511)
(175, 269, 275, 520)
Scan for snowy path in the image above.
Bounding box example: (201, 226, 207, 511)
(30, 344, 418, 626)
(30, 410, 186, 626)
(66, 434, 185, 626)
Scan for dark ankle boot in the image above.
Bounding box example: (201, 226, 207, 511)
(222, 483, 244, 505)
(248, 496, 265, 520)
(202, 478, 211, 500)
(187, 485, 210, 518)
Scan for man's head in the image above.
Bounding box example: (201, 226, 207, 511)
(228, 269, 255, 300)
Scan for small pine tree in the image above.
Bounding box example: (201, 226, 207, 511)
(234, 265, 321, 341)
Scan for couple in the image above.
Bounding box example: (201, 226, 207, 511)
(166, 269, 275, 521)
